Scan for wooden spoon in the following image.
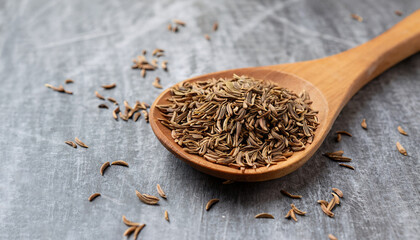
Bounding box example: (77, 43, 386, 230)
(150, 10, 420, 182)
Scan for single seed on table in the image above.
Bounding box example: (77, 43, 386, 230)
(173, 19, 186, 26)
(331, 192, 340, 205)
(351, 13, 363, 22)
(88, 193, 101, 201)
(156, 52, 164, 57)
(397, 126, 408, 136)
(336, 133, 341, 142)
(136, 190, 160, 205)
(75, 137, 88, 148)
(290, 203, 306, 215)
(339, 163, 355, 170)
(151, 59, 158, 68)
(100, 162, 110, 176)
(119, 112, 128, 121)
(102, 83, 116, 89)
(111, 160, 129, 167)
(222, 180, 234, 184)
(133, 112, 141, 122)
(324, 153, 352, 162)
(213, 22, 218, 31)
(152, 48, 164, 56)
(328, 234, 338, 240)
(113, 107, 120, 120)
(167, 24, 172, 31)
(396, 142, 407, 156)
(321, 203, 334, 217)
(361, 118, 367, 129)
(317, 200, 328, 206)
(108, 97, 118, 105)
(255, 213, 274, 219)
(205, 198, 219, 211)
(45, 84, 73, 94)
(172, 25, 178, 32)
(284, 209, 292, 218)
(65, 79, 74, 84)
(164, 210, 169, 222)
(326, 197, 336, 211)
(153, 77, 163, 89)
(156, 184, 167, 199)
(204, 34, 210, 41)
(290, 209, 297, 222)
(122, 215, 140, 227)
(142, 49, 147, 55)
(332, 188, 343, 198)
(161, 60, 168, 71)
(280, 189, 302, 199)
(394, 10, 403, 16)
(133, 224, 145, 240)
(123, 226, 137, 237)
(141, 69, 146, 78)
(95, 91, 105, 100)
(336, 131, 352, 137)
(142, 110, 149, 122)
(98, 104, 108, 109)
(65, 141, 77, 148)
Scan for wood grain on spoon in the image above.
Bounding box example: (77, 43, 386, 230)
(149, 10, 420, 182)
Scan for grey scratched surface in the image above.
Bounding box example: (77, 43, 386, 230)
(0, 0, 419, 239)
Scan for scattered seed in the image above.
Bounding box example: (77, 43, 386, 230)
(172, 25, 178, 32)
(136, 190, 160, 205)
(291, 204, 306, 215)
(164, 210, 169, 222)
(255, 213, 274, 219)
(324, 152, 352, 162)
(396, 142, 407, 156)
(222, 180, 234, 184)
(88, 193, 101, 201)
(142, 110, 149, 122)
(65, 141, 77, 148)
(173, 19, 186, 26)
(361, 118, 367, 129)
(98, 104, 109, 109)
(123, 226, 137, 237)
(161, 61, 168, 71)
(156, 52, 165, 57)
(326, 197, 336, 211)
(100, 162, 110, 176)
(290, 209, 297, 221)
(280, 190, 302, 199)
(328, 234, 338, 240)
(351, 13, 363, 22)
(95, 91, 105, 100)
(321, 203, 334, 217)
(113, 107, 120, 120)
(336, 131, 352, 137)
(74, 137, 88, 148)
(153, 77, 163, 89)
(142, 50, 147, 55)
(332, 188, 343, 198)
(205, 198, 219, 211)
(317, 200, 328, 206)
(133, 112, 141, 122)
(394, 10, 403, 16)
(65, 79, 74, 84)
(108, 97, 118, 105)
(167, 24, 172, 31)
(122, 215, 140, 227)
(204, 34, 210, 41)
(45, 84, 73, 94)
(336, 133, 341, 142)
(397, 126, 408, 136)
(156, 184, 167, 199)
(331, 192, 340, 205)
(119, 112, 128, 121)
(339, 163, 355, 170)
(133, 224, 145, 240)
(141, 69, 146, 78)
(102, 83, 116, 89)
(213, 22, 218, 31)
(152, 48, 164, 56)
(111, 160, 129, 167)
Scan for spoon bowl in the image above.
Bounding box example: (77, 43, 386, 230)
(150, 10, 420, 181)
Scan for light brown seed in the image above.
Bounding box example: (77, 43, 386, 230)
(135, 190, 159, 205)
(394, 10, 403, 16)
(339, 163, 355, 170)
(100, 162, 110, 176)
(167, 24, 172, 31)
(290, 209, 297, 222)
(205, 198, 219, 211)
(332, 188, 343, 198)
(161, 61, 168, 71)
(133, 112, 141, 122)
(88, 193, 101, 201)
(172, 25, 178, 32)
(65, 79, 74, 84)
(397, 126, 408, 136)
(113, 107, 120, 120)
(173, 19, 186, 26)
(351, 13, 363, 22)
(326, 197, 336, 211)
(222, 180, 234, 184)
(133, 224, 145, 240)
(123, 226, 137, 237)
(142, 50, 147, 55)
(280, 189, 302, 199)
(98, 104, 108, 109)
(317, 200, 328, 206)
(119, 112, 128, 121)
(45, 84, 73, 94)
(141, 69, 146, 78)
(255, 213, 274, 219)
(164, 210, 169, 222)
(153, 77, 163, 89)
(284, 209, 292, 218)
(213, 22, 218, 31)
(108, 97, 118, 105)
(361, 118, 367, 129)
(336, 133, 341, 142)
(331, 192, 340, 205)
(152, 48, 164, 56)
(102, 83, 116, 89)
(156, 52, 165, 57)
(95, 91, 105, 100)
(204, 34, 210, 41)
(156, 184, 167, 199)
(65, 141, 77, 148)
(396, 142, 407, 156)
(328, 234, 338, 240)
(336, 131, 352, 137)
(142, 110, 149, 122)
(122, 215, 140, 227)
(74, 137, 88, 148)
(111, 160, 129, 167)
(321, 203, 334, 217)
(291, 204, 306, 215)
